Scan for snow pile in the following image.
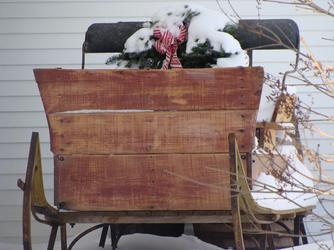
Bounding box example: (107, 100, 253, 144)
(3, 232, 226, 250)
(184, 5, 240, 54)
(216, 52, 249, 68)
(124, 28, 153, 53)
(253, 84, 317, 211)
(257, 84, 297, 122)
(280, 240, 334, 250)
(123, 4, 248, 68)
(252, 134, 317, 211)
(151, 5, 189, 37)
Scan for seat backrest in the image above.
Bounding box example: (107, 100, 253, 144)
(82, 19, 299, 68)
(34, 67, 263, 211)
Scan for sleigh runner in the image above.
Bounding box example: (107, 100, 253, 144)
(18, 19, 315, 250)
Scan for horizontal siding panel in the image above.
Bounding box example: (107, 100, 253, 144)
(0, 17, 148, 34)
(293, 151, 333, 172)
(301, 138, 334, 155)
(0, 189, 53, 205)
(0, 206, 23, 222)
(310, 167, 334, 176)
(0, 221, 87, 240)
(0, 221, 54, 237)
(1, 30, 332, 50)
(0, 65, 36, 81)
(3, 0, 214, 1)
(0, 2, 160, 18)
(0, 46, 332, 68)
(0, 1, 317, 19)
(300, 123, 334, 139)
(307, 108, 334, 121)
(297, 85, 334, 94)
(311, 195, 334, 213)
(298, 92, 334, 109)
(0, 158, 53, 174)
(287, 78, 325, 87)
(311, 171, 334, 180)
(311, 160, 334, 172)
(0, 15, 332, 35)
(0, 64, 115, 81)
(0, 173, 53, 190)
(0, 142, 52, 159)
(0, 112, 47, 127)
(0, 81, 39, 96)
(291, 15, 334, 31)
(0, 49, 112, 67)
(0, 33, 85, 49)
(0, 127, 49, 143)
(254, 46, 334, 63)
(0, 96, 44, 111)
(0, 49, 82, 65)
(301, 30, 334, 47)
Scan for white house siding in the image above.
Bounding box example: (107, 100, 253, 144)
(0, 0, 333, 244)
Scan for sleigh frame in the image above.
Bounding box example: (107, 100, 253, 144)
(18, 19, 315, 250)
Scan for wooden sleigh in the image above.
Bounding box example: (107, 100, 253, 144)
(18, 20, 314, 250)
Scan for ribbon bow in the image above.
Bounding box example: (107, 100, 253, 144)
(153, 25, 187, 69)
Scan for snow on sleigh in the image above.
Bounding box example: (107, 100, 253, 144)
(18, 19, 316, 250)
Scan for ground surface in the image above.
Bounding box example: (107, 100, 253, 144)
(0, 231, 224, 250)
(0, 230, 333, 250)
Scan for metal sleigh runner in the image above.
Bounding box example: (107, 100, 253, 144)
(18, 18, 315, 250)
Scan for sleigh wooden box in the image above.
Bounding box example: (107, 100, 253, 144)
(18, 20, 315, 250)
(35, 67, 262, 212)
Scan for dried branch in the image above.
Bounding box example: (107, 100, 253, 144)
(262, 0, 334, 17)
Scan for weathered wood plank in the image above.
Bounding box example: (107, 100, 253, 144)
(60, 211, 234, 224)
(34, 67, 263, 113)
(48, 110, 257, 155)
(54, 154, 240, 211)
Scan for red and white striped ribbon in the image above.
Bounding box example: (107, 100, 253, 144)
(153, 25, 187, 69)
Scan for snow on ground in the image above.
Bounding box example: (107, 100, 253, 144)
(0, 231, 226, 250)
(1, 232, 333, 250)
(280, 240, 334, 250)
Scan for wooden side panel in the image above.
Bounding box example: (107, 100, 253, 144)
(54, 154, 236, 211)
(34, 67, 264, 113)
(48, 110, 256, 155)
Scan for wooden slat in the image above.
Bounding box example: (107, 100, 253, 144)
(34, 67, 264, 113)
(54, 154, 237, 211)
(60, 211, 234, 224)
(48, 110, 256, 155)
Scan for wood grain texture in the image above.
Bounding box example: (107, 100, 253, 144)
(48, 110, 257, 155)
(34, 67, 264, 113)
(54, 154, 241, 211)
(60, 211, 234, 224)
